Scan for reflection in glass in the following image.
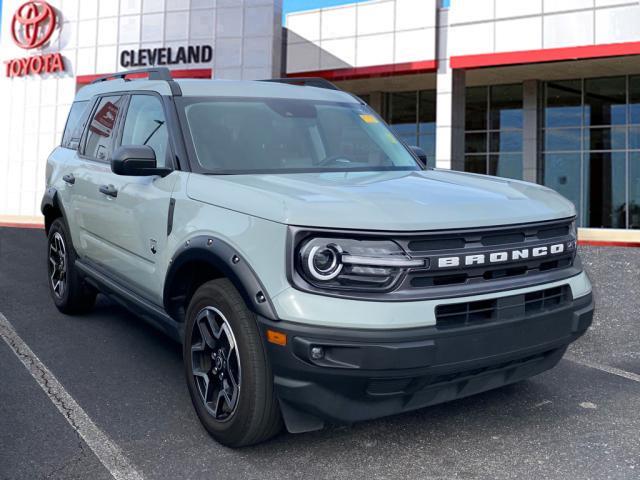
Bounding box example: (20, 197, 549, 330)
(629, 153, 640, 229)
(544, 128, 581, 152)
(387, 91, 417, 146)
(489, 131, 523, 153)
(465, 132, 486, 154)
(584, 127, 626, 151)
(584, 77, 626, 126)
(545, 80, 582, 128)
(418, 90, 437, 168)
(489, 153, 523, 180)
(490, 84, 523, 130)
(628, 126, 640, 150)
(464, 156, 486, 174)
(543, 153, 582, 222)
(584, 152, 626, 228)
(465, 86, 488, 131)
(629, 76, 640, 124)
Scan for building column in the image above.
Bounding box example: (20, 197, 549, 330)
(522, 80, 539, 183)
(435, 8, 465, 171)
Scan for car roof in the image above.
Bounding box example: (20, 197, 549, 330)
(74, 78, 360, 104)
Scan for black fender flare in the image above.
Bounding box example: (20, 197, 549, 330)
(41, 186, 70, 234)
(163, 235, 279, 321)
(41, 186, 59, 216)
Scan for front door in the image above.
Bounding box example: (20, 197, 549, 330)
(80, 93, 177, 302)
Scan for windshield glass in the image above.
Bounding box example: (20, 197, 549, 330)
(180, 97, 421, 174)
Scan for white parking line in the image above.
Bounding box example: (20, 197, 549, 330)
(565, 354, 640, 383)
(0, 312, 145, 480)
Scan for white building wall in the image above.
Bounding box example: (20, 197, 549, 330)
(449, 0, 640, 57)
(0, 0, 282, 218)
(285, 0, 437, 74)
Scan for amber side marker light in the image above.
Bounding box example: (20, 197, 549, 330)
(266, 329, 287, 346)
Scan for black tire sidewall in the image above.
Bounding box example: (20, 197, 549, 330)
(47, 219, 72, 308)
(183, 280, 272, 446)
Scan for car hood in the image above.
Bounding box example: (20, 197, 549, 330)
(186, 170, 575, 231)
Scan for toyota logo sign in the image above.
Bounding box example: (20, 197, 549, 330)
(11, 1, 57, 50)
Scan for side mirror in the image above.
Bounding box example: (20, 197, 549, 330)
(111, 145, 171, 177)
(409, 146, 428, 168)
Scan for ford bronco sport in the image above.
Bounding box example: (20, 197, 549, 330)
(42, 67, 594, 447)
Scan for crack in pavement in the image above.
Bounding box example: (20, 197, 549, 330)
(0, 312, 145, 480)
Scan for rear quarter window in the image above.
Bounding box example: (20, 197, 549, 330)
(61, 101, 91, 150)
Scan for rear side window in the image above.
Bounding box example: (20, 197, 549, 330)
(83, 95, 125, 161)
(61, 101, 90, 150)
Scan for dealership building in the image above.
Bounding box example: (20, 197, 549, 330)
(2, 0, 640, 242)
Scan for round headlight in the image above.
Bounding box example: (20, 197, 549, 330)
(303, 243, 343, 281)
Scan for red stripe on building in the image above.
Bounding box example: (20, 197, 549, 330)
(76, 68, 213, 85)
(0, 222, 44, 229)
(578, 239, 640, 248)
(450, 41, 640, 69)
(287, 60, 438, 81)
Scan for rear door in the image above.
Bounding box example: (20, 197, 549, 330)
(79, 92, 178, 300)
(70, 94, 127, 267)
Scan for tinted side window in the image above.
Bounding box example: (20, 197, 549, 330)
(61, 101, 90, 150)
(84, 95, 125, 161)
(121, 95, 169, 168)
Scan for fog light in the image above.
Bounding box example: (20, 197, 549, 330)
(310, 346, 324, 360)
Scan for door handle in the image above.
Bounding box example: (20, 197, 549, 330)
(99, 184, 118, 198)
(62, 174, 75, 185)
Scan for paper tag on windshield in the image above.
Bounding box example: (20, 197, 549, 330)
(360, 114, 379, 124)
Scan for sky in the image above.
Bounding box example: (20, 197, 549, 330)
(282, 0, 370, 16)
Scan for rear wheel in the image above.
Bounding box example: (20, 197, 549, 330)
(184, 279, 282, 447)
(47, 218, 97, 314)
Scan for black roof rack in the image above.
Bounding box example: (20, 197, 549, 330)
(90, 67, 182, 96)
(260, 77, 340, 91)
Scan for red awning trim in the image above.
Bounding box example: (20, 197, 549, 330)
(286, 60, 437, 81)
(76, 68, 212, 85)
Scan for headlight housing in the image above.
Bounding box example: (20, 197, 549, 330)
(295, 236, 425, 292)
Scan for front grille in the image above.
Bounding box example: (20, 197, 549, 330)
(399, 218, 576, 289)
(435, 285, 572, 329)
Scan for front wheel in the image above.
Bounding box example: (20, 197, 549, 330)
(183, 279, 282, 447)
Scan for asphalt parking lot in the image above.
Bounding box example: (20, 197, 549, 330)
(0, 227, 639, 480)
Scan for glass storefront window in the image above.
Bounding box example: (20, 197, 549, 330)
(383, 90, 436, 168)
(418, 90, 436, 162)
(584, 77, 626, 126)
(464, 84, 523, 179)
(584, 152, 627, 229)
(490, 84, 523, 130)
(545, 80, 582, 128)
(543, 153, 582, 219)
(489, 153, 523, 180)
(387, 91, 417, 146)
(545, 128, 581, 152)
(465, 86, 488, 131)
(542, 76, 640, 229)
(629, 153, 640, 229)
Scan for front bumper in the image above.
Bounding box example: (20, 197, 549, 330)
(258, 291, 594, 433)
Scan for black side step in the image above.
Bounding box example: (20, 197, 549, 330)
(75, 260, 182, 342)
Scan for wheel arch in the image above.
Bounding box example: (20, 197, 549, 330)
(163, 235, 278, 323)
(41, 187, 67, 234)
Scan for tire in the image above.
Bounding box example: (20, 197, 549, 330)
(47, 218, 97, 314)
(184, 278, 282, 447)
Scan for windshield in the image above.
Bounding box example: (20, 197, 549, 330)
(180, 97, 421, 174)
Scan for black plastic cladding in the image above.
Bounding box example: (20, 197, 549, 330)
(164, 235, 278, 320)
(287, 218, 581, 302)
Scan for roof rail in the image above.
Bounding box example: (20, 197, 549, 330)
(90, 67, 182, 95)
(260, 77, 341, 91)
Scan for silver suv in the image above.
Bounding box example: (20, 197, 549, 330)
(42, 67, 594, 447)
